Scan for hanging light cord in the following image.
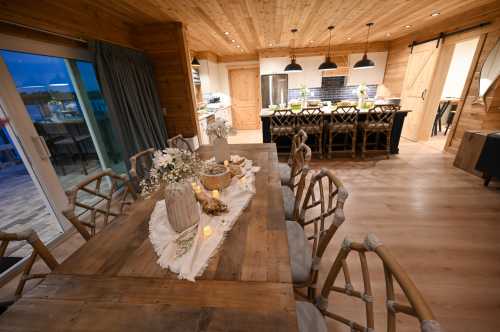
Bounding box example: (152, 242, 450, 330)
(364, 23, 374, 54)
(291, 28, 298, 60)
(327, 26, 333, 57)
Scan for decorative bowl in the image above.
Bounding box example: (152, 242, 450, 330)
(200, 165, 232, 190)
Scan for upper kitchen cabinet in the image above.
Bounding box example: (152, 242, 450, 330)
(199, 59, 221, 94)
(260, 56, 323, 89)
(348, 52, 388, 85)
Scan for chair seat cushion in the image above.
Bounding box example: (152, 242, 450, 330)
(361, 122, 391, 131)
(286, 220, 312, 284)
(329, 123, 356, 132)
(282, 186, 296, 220)
(300, 124, 323, 134)
(271, 126, 295, 135)
(278, 162, 291, 185)
(296, 301, 328, 332)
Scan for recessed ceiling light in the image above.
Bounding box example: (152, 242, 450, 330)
(405, 25, 412, 28)
(430, 11, 440, 17)
(386, 33, 391, 37)
(224, 31, 229, 35)
(269, 43, 273, 46)
(309, 40, 314, 43)
(236, 45, 240, 48)
(347, 37, 351, 40)
(231, 39, 235, 43)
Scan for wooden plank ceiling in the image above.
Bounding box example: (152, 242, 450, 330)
(89, 0, 497, 56)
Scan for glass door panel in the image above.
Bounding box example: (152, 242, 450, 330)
(0, 50, 126, 189)
(70, 60, 126, 174)
(0, 107, 63, 265)
(0, 50, 127, 221)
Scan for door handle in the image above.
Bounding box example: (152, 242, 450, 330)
(421, 89, 427, 100)
(32, 136, 51, 160)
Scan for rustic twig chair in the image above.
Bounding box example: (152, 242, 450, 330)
(296, 107, 324, 158)
(287, 168, 348, 301)
(294, 234, 442, 332)
(327, 106, 360, 159)
(167, 134, 194, 153)
(281, 143, 312, 221)
(0, 229, 58, 313)
(63, 170, 137, 241)
(360, 105, 399, 159)
(279, 129, 308, 186)
(129, 148, 155, 188)
(270, 109, 296, 146)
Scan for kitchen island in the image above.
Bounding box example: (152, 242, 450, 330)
(260, 106, 410, 155)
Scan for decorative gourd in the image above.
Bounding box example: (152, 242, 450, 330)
(164, 182, 200, 233)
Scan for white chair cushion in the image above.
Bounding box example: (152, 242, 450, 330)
(278, 162, 291, 185)
(282, 186, 296, 220)
(296, 301, 328, 332)
(286, 220, 312, 284)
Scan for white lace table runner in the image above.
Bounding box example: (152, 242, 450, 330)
(148, 156, 260, 281)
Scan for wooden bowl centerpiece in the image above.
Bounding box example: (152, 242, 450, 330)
(200, 163, 232, 191)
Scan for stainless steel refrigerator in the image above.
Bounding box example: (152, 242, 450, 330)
(261, 74, 288, 108)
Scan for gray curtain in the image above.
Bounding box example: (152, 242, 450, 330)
(91, 40, 168, 161)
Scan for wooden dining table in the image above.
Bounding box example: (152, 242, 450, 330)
(0, 144, 299, 331)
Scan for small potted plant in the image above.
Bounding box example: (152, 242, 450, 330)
(206, 119, 231, 163)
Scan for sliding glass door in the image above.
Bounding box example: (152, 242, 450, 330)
(1, 50, 125, 191)
(0, 46, 126, 263)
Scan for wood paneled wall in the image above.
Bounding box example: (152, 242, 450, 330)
(447, 21, 500, 153)
(378, 1, 500, 99)
(133, 23, 198, 138)
(0, 4, 200, 139)
(0, 1, 134, 48)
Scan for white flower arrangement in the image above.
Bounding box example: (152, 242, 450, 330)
(357, 83, 368, 98)
(140, 148, 202, 196)
(206, 119, 230, 139)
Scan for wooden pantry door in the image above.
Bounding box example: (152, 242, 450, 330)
(400, 40, 441, 141)
(229, 67, 260, 129)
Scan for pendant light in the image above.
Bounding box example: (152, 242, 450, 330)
(191, 56, 201, 67)
(284, 28, 303, 72)
(353, 22, 375, 69)
(318, 26, 338, 71)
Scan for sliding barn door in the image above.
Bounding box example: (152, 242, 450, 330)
(229, 67, 260, 130)
(401, 41, 440, 141)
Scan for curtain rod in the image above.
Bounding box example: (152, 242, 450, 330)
(0, 19, 88, 44)
(408, 21, 491, 51)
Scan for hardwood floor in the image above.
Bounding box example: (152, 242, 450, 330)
(1, 139, 499, 331)
(308, 139, 500, 331)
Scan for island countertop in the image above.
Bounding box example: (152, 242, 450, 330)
(260, 106, 411, 117)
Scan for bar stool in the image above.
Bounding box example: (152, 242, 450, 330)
(360, 105, 398, 159)
(327, 105, 359, 158)
(296, 107, 324, 158)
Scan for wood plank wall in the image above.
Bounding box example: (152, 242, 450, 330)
(447, 22, 500, 153)
(133, 23, 198, 138)
(377, 3, 500, 153)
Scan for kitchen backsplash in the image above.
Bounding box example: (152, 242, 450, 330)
(288, 76, 377, 102)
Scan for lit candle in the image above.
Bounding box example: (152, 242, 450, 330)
(212, 190, 220, 199)
(194, 185, 202, 194)
(203, 225, 213, 238)
(191, 182, 198, 190)
(224, 160, 229, 167)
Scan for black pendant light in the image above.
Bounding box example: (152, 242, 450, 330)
(318, 26, 338, 71)
(353, 23, 375, 69)
(284, 28, 303, 72)
(191, 57, 201, 67)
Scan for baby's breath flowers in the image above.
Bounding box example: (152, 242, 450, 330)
(140, 148, 202, 196)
